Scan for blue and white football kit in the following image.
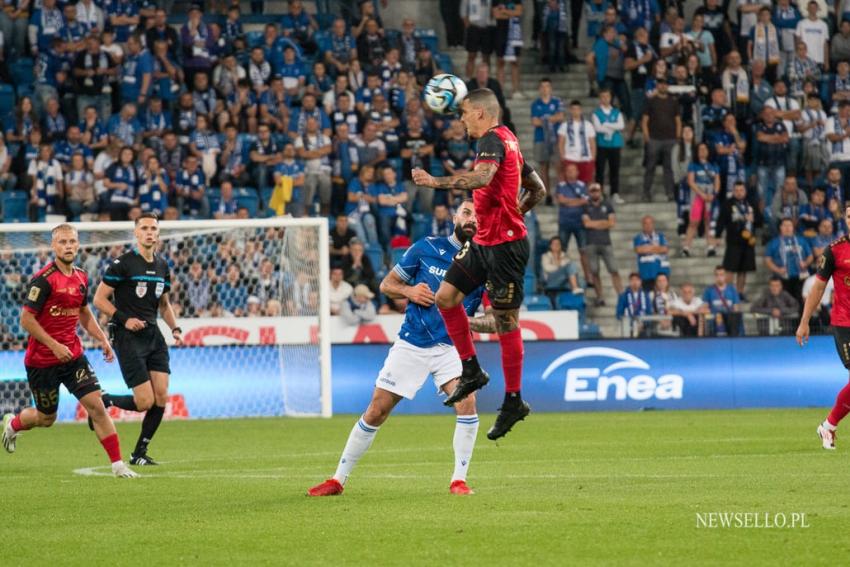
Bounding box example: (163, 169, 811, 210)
(376, 233, 485, 399)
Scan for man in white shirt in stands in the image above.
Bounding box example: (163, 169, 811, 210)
(765, 79, 802, 174)
(826, 100, 850, 198)
(795, 0, 830, 68)
(557, 99, 597, 185)
(329, 266, 353, 315)
(669, 282, 708, 337)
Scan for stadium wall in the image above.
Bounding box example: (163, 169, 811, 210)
(0, 335, 841, 421)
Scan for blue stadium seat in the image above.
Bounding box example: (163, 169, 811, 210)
(2, 190, 28, 222)
(524, 272, 537, 294)
(411, 213, 430, 241)
(365, 243, 385, 272)
(314, 30, 331, 54)
(234, 188, 260, 218)
(387, 157, 402, 181)
(259, 186, 276, 216)
(206, 187, 221, 214)
(579, 322, 601, 339)
(238, 133, 257, 161)
(434, 53, 454, 74)
(384, 29, 400, 45)
(430, 158, 445, 178)
(523, 294, 551, 311)
(10, 58, 34, 87)
(315, 13, 336, 28)
(391, 247, 407, 266)
(414, 29, 438, 54)
(246, 31, 264, 48)
(0, 84, 15, 118)
(557, 291, 586, 321)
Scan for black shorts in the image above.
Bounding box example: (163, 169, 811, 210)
(26, 355, 101, 415)
(465, 25, 494, 55)
(445, 238, 530, 309)
(111, 324, 171, 389)
(833, 326, 850, 369)
(494, 25, 509, 57)
(722, 243, 756, 274)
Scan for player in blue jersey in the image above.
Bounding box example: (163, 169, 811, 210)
(308, 200, 486, 497)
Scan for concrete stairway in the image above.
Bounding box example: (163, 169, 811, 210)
(446, 47, 770, 337)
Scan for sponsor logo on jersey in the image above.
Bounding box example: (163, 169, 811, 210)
(542, 347, 684, 402)
(28, 286, 40, 301)
(135, 282, 147, 298)
(49, 305, 81, 317)
(428, 265, 447, 277)
(155, 282, 165, 297)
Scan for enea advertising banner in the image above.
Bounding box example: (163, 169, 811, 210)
(0, 336, 842, 422)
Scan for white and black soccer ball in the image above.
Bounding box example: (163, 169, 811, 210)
(423, 73, 468, 115)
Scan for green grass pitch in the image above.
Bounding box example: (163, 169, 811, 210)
(1, 409, 848, 565)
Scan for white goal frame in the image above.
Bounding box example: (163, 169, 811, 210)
(0, 218, 333, 418)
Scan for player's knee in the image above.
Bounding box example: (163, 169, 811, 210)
(86, 402, 108, 421)
(37, 413, 57, 427)
(363, 403, 391, 426)
(435, 288, 459, 310)
(134, 395, 154, 412)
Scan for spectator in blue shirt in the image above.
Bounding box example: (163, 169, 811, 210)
(54, 125, 93, 171)
(429, 203, 453, 237)
(103, 145, 138, 221)
(289, 92, 332, 137)
(556, 163, 589, 279)
(120, 35, 153, 107)
(765, 217, 813, 303)
(274, 142, 306, 213)
(106, 103, 143, 148)
(138, 154, 169, 217)
(633, 215, 670, 290)
(531, 78, 564, 197)
(702, 265, 742, 336)
(106, 0, 139, 43)
(371, 164, 408, 247)
(345, 163, 379, 245)
(216, 264, 249, 316)
(175, 154, 210, 219)
(279, 46, 306, 100)
(41, 97, 67, 144)
(325, 17, 357, 77)
(33, 38, 66, 116)
(617, 272, 653, 327)
(79, 105, 109, 152)
(281, 0, 317, 54)
(798, 187, 829, 239)
(214, 180, 239, 220)
(223, 5, 244, 44)
(28, 0, 65, 56)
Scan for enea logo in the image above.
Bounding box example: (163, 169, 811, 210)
(541, 347, 683, 402)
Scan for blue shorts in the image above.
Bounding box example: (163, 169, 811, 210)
(560, 225, 587, 251)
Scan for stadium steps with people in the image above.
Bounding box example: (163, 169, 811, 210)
(447, 49, 769, 337)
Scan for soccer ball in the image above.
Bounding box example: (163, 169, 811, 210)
(423, 73, 468, 115)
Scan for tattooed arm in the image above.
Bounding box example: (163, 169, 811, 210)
(468, 307, 496, 333)
(411, 162, 499, 191)
(519, 164, 546, 214)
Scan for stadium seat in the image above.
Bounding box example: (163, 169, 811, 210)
(259, 186, 276, 216)
(365, 244, 385, 272)
(387, 157, 402, 181)
(524, 272, 537, 295)
(246, 31, 264, 48)
(523, 294, 551, 312)
(557, 291, 586, 321)
(238, 133, 257, 162)
(10, 58, 34, 87)
(384, 29, 401, 45)
(414, 29, 439, 54)
(434, 53, 454, 74)
(0, 84, 15, 118)
(579, 322, 602, 339)
(206, 187, 221, 214)
(234, 188, 260, 218)
(430, 159, 444, 177)
(411, 213, 430, 241)
(2, 190, 29, 223)
(391, 247, 407, 266)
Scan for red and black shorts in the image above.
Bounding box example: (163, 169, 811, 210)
(445, 238, 530, 310)
(25, 355, 101, 415)
(832, 326, 850, 369)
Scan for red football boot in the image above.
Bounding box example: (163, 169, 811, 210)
(449, 480, 474, 495)
(307, 478, 344, 496)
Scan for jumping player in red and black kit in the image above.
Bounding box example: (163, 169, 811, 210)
(412, 88, 546, 440)
(798, 204, 850, 449)
(1, 224, 138, 478)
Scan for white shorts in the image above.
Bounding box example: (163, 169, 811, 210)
(375, 339, 462, 400)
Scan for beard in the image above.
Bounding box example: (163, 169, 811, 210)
(454, 222, 477, 243)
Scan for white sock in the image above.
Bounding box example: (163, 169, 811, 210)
(824, 420, 837, 431)
(332, 416, 379, 485)
(451, 414, 479, 482)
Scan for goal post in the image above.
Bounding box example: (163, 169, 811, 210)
(0, 217, 333, 420)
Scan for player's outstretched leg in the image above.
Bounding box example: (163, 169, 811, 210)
(438, 283, 490, 406)
(818, 379, 850, 449)
(444, 380, 479, 495)
(308, 389, 400, 496)
(487, 309, 531, 441)
(80, 392, 138, 478)
(3, 409, 56, 453)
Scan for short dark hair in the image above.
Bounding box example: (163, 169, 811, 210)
(135, 212, 159, 225)
(714, 265, 725, 272)
(569, 99, 582, 107)
(769, 275, 783, 283)
(629, 272, 641, 280)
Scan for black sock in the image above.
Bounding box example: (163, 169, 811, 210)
(134, 405, 165, 456)
(461, 355, 480, 373)
(504, 391, 522, 405)
(102, 393, 138, 412)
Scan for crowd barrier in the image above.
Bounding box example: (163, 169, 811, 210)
(0, 335, 843, 421)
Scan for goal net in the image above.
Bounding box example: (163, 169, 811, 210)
(0, 218, 332, 421)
